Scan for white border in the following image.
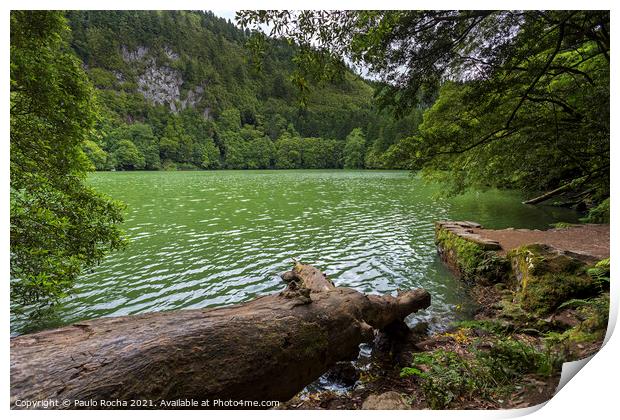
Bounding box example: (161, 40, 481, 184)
(2, 1, 617, 419)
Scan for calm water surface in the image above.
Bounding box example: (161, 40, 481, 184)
(12, 170, 580, 334)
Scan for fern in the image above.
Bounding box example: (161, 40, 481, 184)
(558, 298, 592, 310)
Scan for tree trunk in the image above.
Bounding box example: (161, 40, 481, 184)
(523, 183, 574, 205)
(522, 176, 589, 205)
(11, 263, 430, 409)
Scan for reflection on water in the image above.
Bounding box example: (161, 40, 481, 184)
(11, 170, 580, 334)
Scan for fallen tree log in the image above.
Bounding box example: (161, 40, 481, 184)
(11, 262, 430, 409)
(522, 176, 589, 205)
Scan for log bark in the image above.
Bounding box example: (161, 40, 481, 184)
(523, 183, 573, 205)
(522, 176, 588, 205)
(10, 262, 430, 409)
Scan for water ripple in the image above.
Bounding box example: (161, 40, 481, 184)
(11, 170, 581, 334)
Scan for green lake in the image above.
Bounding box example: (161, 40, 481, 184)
(12, 170, 580, 334)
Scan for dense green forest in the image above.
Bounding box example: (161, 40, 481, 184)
(11, 11, 126, 310)
(11, 10, 610, 314)
(66, 10, 422, 171)
(239, 11, 610, 217)
(8, 10, 612, 412)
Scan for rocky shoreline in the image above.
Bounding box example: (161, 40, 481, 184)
(283, 221, 610, 409)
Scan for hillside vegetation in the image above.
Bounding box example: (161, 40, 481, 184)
(66, 10, 421, 171)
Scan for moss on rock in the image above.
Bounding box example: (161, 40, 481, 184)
(435, 224, 509, 284)
(509, 244, 598, 315)
(544, 291, 609, 360)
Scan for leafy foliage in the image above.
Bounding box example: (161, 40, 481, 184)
(546, 290, 609, 359)
(64, 10, 417, 171)
(82, 140, 108, 170)
(401, 333, 558, 409)
(580, 198, 610, 223)
(238, 11, 609, 210)
(114, 139, 146, 170)
(10, 11, 126, 312)
(343, 128, 366, 169)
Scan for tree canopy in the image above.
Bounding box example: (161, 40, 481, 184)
(238, 10, 610, 213)
(10, 11, 126, 313)
(62, 10, 417, 172)
(9, 9, 610, 327)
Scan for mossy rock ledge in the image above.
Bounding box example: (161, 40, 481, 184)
(434, 221, 509, 285)
(434, 221, 604, 315)
(508, 244, 599, 315)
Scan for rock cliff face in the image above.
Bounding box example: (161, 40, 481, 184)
(136, 60, 183, 109)
(121, 45, 149, 62)
(120, 45, 207, 115)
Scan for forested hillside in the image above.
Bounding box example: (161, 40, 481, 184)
(239, 11, 609, 218)
(11, 10, 609, 319)
(66, 10, 421, 171)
